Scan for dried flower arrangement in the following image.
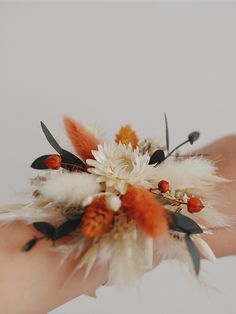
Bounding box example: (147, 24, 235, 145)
(0, 115, 231, 285)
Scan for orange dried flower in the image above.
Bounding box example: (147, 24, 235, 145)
(64, 116, 101, 161)
(115, 125, 139, 149)
(121, 186, 168, 238)
(44, 155, 62, 169)
(82, 196, 114, 238)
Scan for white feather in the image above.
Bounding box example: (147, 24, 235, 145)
(195, 205, 234, 228)
(175, 204, 233, 229)
(143, 236, 154, 270)
(55, 226, 148, 286)
(75, 244, 99, 279)
(39, 172, 102, 205)
(155, 234, 195, 273)
(107, 235, 145, 286)
(53, 238, 91, 266)
(0, 202, 64, 225)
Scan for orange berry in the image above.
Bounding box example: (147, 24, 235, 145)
(158, 180, 170, 193)
(44, 155, 61, 169)
(187, 197, 204, 213)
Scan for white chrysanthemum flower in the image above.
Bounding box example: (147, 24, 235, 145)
(86, 143, 156, 194)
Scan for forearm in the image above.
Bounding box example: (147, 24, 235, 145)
(197, 135, 236, 257)
(0, 222, 107, 313)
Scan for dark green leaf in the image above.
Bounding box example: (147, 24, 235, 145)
(31, 155, 54, 170)
(66, 213, 84, 221)
(22, 238, 38, 252)
(169, 212, 203, 234)
(61, 149, 86, 171)
(40, 122, 86, 172)
(164, 113, 170, 153)
(40, 122, 63, 155)
(53, 219, 81, 240)
(33, 222, 56, 237)
(188, 131, 200, 145)
(185, 234, 201, 275)
(149, 150, 165, 165)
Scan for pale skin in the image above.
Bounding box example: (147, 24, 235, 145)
(0, 135, 236, 314)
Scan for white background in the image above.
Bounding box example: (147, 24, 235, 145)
(0, 3, 235, 314)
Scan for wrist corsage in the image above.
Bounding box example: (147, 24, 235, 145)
(0, 115, 231, 285)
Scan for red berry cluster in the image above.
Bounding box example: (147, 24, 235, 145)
(157, 180, 204, 213)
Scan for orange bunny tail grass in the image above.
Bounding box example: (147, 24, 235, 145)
(64, 116, 101, 161)
(115, 125, 139, 149)
(122, 186, 168, 238)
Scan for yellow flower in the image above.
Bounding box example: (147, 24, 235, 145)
(115, 125, 139, 149)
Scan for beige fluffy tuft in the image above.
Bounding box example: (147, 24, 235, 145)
(39, 172, 102, 206)
(153, 157, 226, 197)
(0, 203, 64, 225)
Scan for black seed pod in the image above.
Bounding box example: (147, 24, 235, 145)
(188, 131, 200, 145)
